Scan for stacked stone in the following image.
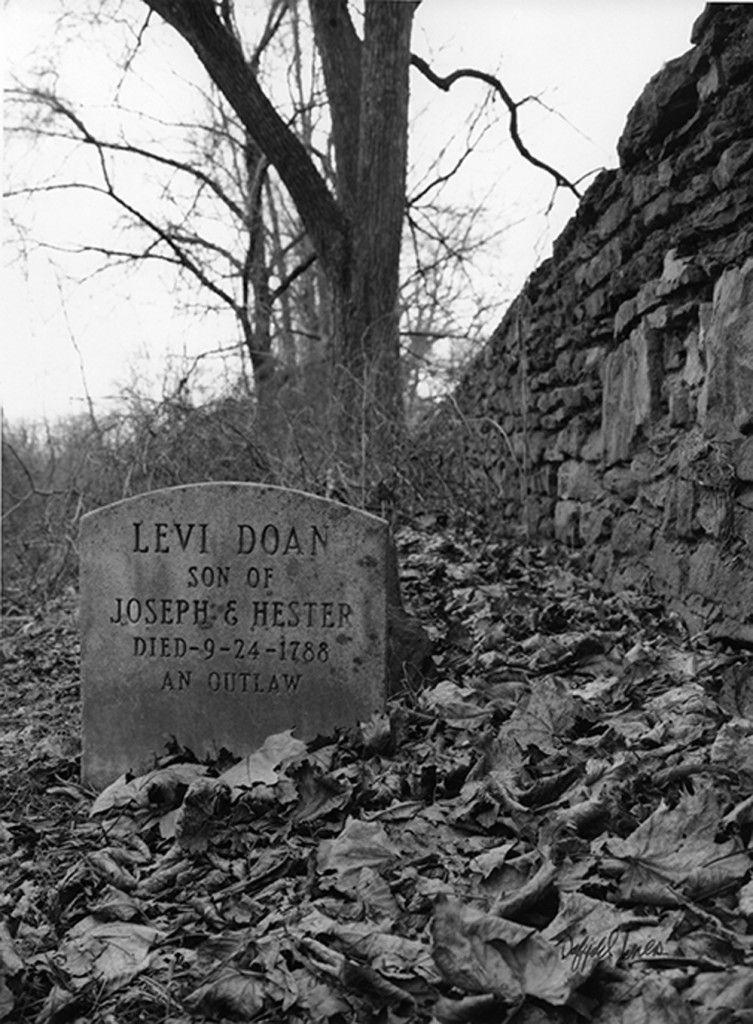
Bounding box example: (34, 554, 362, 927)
(451, 5, 753, 640)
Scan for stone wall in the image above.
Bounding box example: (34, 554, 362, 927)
(451, 4, 753, 641)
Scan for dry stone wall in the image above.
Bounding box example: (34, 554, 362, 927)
(451, 4, 753, 641)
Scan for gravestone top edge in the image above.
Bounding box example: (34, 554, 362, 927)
(79, 482, 388, 529)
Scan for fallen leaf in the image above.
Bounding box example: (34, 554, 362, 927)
(497, 677, 581, 756)
(687, 966, 753, 1013)
(87, 850, 138, 891)
(185, 970, 267, 1017)
(710, 718, 753, 773)
(432, 896, 576, 1005)
(291, 763, 352, 822)
(53, 917, 161, 990)
(174, 777, 231, 852)
(604, 785, 750, 899)
(0, 922, 23, 977)
(90, 763, 207, 816)
(0, 921, 23, 1022)
(288, 969, 351, 1021)
(220, 729, 307, 791)
(317, 818, 396, 888)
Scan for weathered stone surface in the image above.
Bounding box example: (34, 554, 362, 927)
(596, 195, 631, 241)
(580, 430, 603, 463)
(669, 383, 692, 427)
(642, 193, 673, 230)
(713, 140, 753, 190)
(682, 324, 705, 387)
(558, 461, 601, 502)
(611, 512, 653, 556)
(532, 464, 559, 498)
(696, 490, 728, 537)
(699, 258, 753, 438)
(554, 500, 579, 545)
(675, 478, 697, 538)
(629, 451, 663, 485)
(735, 507, 753, 551)
(580, 507, 612, 547)
(611, 562, 650, 592)
(544, 416, 589, 461)
(657, 249, 705, 295)
(80, 484, 394, 789)
(650, 537, 685, 594)
(735, 438, 753, 482)
(579, 237, 624, 290)
(603, 467, 639, 503)
(618, 53, 697, 168)
(636, 279, 661, 316)
(642, 477, 672, 511)
(697, 60, 721, 103)
(687, 541, 725, 601)
(614, 298, 639, 338)
(583, 287, 609, 320)
(602, 325, 663, 464)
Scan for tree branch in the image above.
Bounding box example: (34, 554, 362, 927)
(249, 0, 290, 74)
(270, 250, 317, 302)
(37, 175, 243, 314)
(410, 54, 581, 199)
(9, 88, 247, 222)
(409, 89, 496, 207)
(141, 0, 349, 281)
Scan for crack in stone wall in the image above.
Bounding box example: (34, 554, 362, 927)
(448, 4, 753, 642)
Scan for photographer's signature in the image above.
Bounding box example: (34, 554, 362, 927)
(555, 930, 664, 972)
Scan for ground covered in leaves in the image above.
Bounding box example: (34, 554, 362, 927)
(3, 518, 753, 1023)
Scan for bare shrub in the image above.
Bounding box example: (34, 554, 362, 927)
(2, 361, 500, 611)
(2, 393, 275, 608)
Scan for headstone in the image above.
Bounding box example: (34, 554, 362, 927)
(80, 483, 389, 789)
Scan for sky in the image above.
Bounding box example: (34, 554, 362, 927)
(2, 0, 709, 425)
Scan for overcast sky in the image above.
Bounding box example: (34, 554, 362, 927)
(3, 0, 708, 424)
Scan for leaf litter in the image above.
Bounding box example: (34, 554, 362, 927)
(2, 519, 753, 1022)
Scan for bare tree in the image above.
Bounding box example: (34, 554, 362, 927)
(6, 3, 319, 411)
(7, 0, 580, 472)
(139, 0, 580, 458)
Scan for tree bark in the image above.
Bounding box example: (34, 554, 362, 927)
(308, 0, 362, 218)
(348, 0, 415, 431)
(311, 0, 417, 452)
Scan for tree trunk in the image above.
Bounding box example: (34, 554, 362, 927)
(348, 0, 414, 432)
(312, 0, 417, 459)
(141, 0, 418, 470)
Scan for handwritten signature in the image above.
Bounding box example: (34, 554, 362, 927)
(555, 931, 664, 973)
